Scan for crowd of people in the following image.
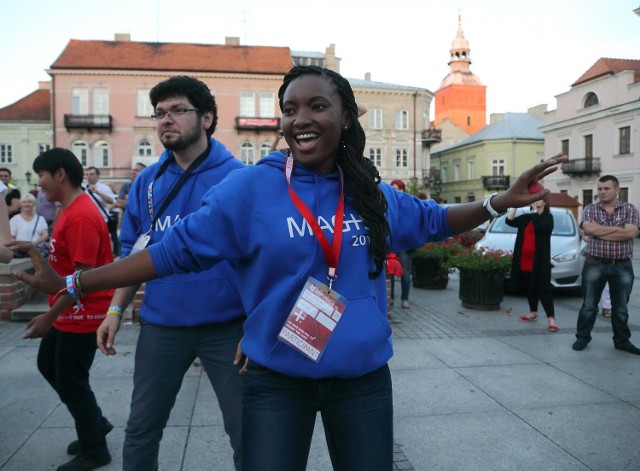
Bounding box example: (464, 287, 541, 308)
(3, 65, 638, 471)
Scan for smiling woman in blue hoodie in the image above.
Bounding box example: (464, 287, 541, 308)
(12, 66, 566, 471)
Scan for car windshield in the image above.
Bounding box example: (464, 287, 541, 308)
(489, 210, 576, 236)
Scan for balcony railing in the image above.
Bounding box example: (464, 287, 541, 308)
(422, 168, 442, 192)
(482, 175, 510, 190)
(235, 117, 281, 131)
(421, 128, 442, 144)
(64, 114, 113, 131)
(561, 158, 601, 177)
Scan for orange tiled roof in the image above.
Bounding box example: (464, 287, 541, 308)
(572, 57, 640, 87)
(0, 88, 50, 121)
(51, 39, 293, 75)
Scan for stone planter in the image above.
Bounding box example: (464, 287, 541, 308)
(412, 257, 448, 290)
(458, 270, 504, 310)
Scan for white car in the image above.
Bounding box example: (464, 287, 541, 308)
(475, 207, 585, 292)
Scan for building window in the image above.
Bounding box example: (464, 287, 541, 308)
(37, 143, 51, 155)
(71, 141, 88, 166)
(467, 116, 471, 126)
(71, 88, 89, 115)
(259, 93, 275, 118)
(491, 159, 505, 176)
(584, 92, 599, 108)
(454, 163, 460, 181)
(260, 143, 271, 158)
(584, 134, 593, 159)
(467, 160, 475, 179)
(137, 139, 153, 157)
(620, 187, 629, 203)
(137, 89, 153, 117)
(561, 139, 569, 157)
(395, 110, 408, 130)
(240, 142, 254, 165)
(369, 148, 382, 168)
(240, 92, 255, 117)
(369, 108, 382, 129)
(93, 88, 109, 114)
(93, 140, 110, 167)
(441, 166, 448, 183)
(619, 126, 631, 155)
(454, 196, 461, 203)
(583, 189, 593, 206)
(0, 144, 13, 164)
(395, 149, 408, 168)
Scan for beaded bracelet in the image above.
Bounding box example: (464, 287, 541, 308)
(73, 270, 85, 299)
(107, 305, 124, 319)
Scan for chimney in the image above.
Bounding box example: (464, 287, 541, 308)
(365, 72, 371, 81)
(225, 37, 240, 46)
(114, 33, 131, 42)
(527, 104, 548, 119)
(325, 44, 337, 72)
(489, 113, 505, 125)
(38, 81, 51, 90)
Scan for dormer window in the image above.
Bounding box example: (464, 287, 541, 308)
(583, 92, 599, 108)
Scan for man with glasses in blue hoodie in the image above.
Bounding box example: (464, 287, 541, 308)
(95, 76, 245, 471)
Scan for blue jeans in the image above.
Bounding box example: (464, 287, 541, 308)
(123, 318, 244, 471)
(390, 251, 411, 301)
(242, 362, 393, 471)
(576, 259, 634, 346)
(38, 327, 108, 456)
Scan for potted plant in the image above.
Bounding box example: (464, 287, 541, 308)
(447, 247, 512, 310)
(412, 238, 461, 290)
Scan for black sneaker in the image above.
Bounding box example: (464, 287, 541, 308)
(67, 420, 113, 455)
(572, 340, 588, 351)
(57, 450, 111, 470)
(615, 343, 640, 355)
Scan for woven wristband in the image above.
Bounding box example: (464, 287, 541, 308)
(107, 306, 124, 319)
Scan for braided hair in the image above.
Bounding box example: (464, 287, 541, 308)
(278, 65, 390, 279)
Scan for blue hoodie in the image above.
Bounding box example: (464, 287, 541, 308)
(150, 151, 453, 377)
(120, 138, 245, 327)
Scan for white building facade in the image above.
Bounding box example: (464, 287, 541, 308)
(541, 58, 640, 216)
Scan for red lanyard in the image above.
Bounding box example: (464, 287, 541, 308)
(285, 156, 344, 290)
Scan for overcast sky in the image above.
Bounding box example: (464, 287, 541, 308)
(2, 0, 639, 117)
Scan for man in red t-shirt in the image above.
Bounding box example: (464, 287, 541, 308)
(23, 148, 114, 470)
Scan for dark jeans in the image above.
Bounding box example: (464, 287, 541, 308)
(38, 327, 108, 456)
(390, 251, 411, 301)
(520, 271, 555, 318)
(124, 318, 244, 471)
(242, 362, 393, 471)
(576, 258, 634, 346)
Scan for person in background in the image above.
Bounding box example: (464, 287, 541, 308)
(36, 186, 61, 234)
(600, 282, 612, 318)
(10, 193, 49, 254)
(0, 167, 21, 218)
(506, 200, 557, 332)
(22, 148, 114, 470)
(84, 167, 118, 256)
(0, 181, 14, 263)
(11, 65, 566, 470)
(390, 179, 412, 309)
(116, 162, 146, 216)
(574, 174, 640, 354)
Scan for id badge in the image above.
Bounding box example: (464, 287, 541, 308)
(131, 233, 150, 254)
(278, 277, 348, 362)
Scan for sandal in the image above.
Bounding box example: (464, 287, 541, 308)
(548, 317, 558, 332)
(519, 313, 538, 322)
(602, 309, 611, 318)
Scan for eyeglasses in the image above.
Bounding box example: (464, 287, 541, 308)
(151, 108, 198, 120)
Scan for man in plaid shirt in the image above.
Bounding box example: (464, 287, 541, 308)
(574, 175, 640, 354)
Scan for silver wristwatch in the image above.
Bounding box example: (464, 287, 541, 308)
(482, 193, 506, 218)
